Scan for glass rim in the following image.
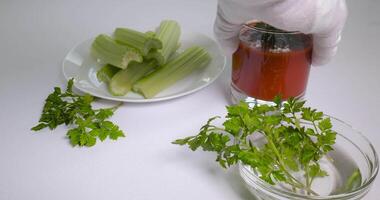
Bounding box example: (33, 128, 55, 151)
(239, 116, 379, 199)
(243, 20, 303, 35)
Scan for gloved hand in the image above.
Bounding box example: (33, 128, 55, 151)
(214, 0, 348, 66)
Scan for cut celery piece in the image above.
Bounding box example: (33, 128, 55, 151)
(109, 60, 157, 96)
(155, 20, 181, 64)
(145, 31, 156, 38)
(145, 50, 178, 66)
(91, 34, 143, 69)
(97, 64, 120, 83)
(144, 43, 179, 65)
(145, 50, 165, 65)
(166, 51, 180, 64)
(114, 28, 162, 56)
(133, 46, 211, 98)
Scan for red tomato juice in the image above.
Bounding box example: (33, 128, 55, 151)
(232, 40, 312, 101)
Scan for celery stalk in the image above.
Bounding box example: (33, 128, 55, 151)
(132, 47, 211, 98)
(109, 60, 157, 96)
(91, 34, 143, 69)
(145, 31, 156, 38)
(114, 28, 162, 56)
(96, 64, 120, 83)
(155, 20, 181, 64)
(145, 50, 165, 65)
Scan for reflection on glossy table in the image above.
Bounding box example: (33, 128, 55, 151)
(0, 0, 379, 199)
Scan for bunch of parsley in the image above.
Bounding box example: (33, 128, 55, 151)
(32, 79, 125, 147)
(173, 97, 337, 195)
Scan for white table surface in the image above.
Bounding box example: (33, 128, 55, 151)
(1, 0, 379, 199)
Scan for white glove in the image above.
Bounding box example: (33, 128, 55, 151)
(214, 0, 348, 66)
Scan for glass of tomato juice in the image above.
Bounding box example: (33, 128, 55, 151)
(231, 22, 313, 104)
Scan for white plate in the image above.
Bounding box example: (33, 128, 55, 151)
(62, 32, 226, 103)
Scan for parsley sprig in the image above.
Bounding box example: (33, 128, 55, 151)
(32, 79, 125, 147)
(173, 97, 337, 195)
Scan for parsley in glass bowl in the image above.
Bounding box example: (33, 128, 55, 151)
(239, 117, 378, 200)
(173, 98, 378, 200)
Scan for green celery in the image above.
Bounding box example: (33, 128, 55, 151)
(145, 31, 156, 38)
(97, 64, 120, 83)
(114, 28, 162, 56)
(109, 60, 157, 96)
(155, 20, 181, 64)
(145, 50, 164, 65)
(133, 46, 211, 98)
(91, 34, 143, 69)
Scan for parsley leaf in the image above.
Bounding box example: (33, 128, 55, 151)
(32, 79, 125, 147)
(173, 97, 337, 196)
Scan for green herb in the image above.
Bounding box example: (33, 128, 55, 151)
(32, 79, 125, 147)
(343, 168, 362, 192)
(173, 97, 337, 195)
(253, 22, 284, 33)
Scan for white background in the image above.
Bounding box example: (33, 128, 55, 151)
(0, 0, 379, 199)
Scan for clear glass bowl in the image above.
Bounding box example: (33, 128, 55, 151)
(239, 117, 378, 200)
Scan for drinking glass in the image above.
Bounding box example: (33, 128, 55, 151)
(231, 22, 313, 104)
